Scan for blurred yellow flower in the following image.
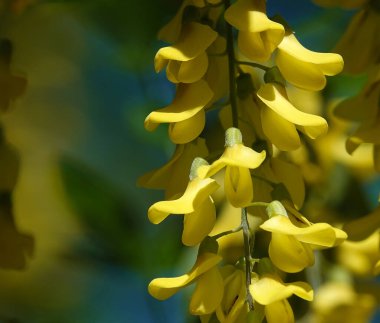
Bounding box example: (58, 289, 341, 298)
(335, 6, 380, 74)
(138, 138, 208, 199)
(261, 202, 347, 272)
(257, 83, 328, 151)
(276, 31, 343, 91)
(312, 282, 376, 323)
(250, 272, 313, 323)
(144, 80, 213, 144)
(224, 0, 284, 62)
(198, 127, 266, 207)
(148, 158, 219, 246)
(149, 252, 224, 315)
(155, 22, 218, 83)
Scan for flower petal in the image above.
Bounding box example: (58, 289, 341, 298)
(190, 266, 224, 315)
(148, 252, 222, 300)
(148, 177, 219, 224)
(167, 52, 209, 83)
(343, 206, 380, 241)
(257, 83, 328, 139)
(265, 300, 294, 323)
(250, 274, 313, 305)
(261, 104, 301, 151)
(268, 232, 314, 273)
(155, 22, 217, 68)
(137, 138, 208, 199)
(182, 196, 216, 246)
(144, 80, 213, 131)
(261, 215, 347, 247)
(169, 109, 206, 144)
(225, 166, 253, 207)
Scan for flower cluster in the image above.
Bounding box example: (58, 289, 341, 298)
(140, 0, 351, 322)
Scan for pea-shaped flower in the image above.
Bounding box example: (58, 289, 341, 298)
(144, 80, 213, 144)
(261, 201, 347, 273)
(198, 127, 266, 207)
(250, 272, 313, 323)
(149, 252, 224, 315)
(225, 0, 284, 62)
(276, 30, 344, 91)
(138, 138, 208, 199)
(148, 157, 219, 246)
(155, 22, 218, 83)
(257, 83, 328, 151)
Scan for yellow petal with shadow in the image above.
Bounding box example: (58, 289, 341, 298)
(250, 274, 313, 305)
(167, 52, 209, 83)
(148, 252, 222, 300)
(225, 166, 253, 207)
(148, 177, 219, 224)
(182, 196, 216, 246)
(169, 109, 206, 144)
(144, 80, 213, 131)
(261, 105, 300, 151)
(257, 83, 328, 139)
(265, 300, 294, 323)
(155, 22, 217, 69)
(190, 266, 224, 314)
(261, 215, 347, 247)
(268, 232, 314, 273)
(198, 144, 266, 178)
(276, 33, 343, 91)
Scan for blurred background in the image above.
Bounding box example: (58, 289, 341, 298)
(0, 0, 378, 322)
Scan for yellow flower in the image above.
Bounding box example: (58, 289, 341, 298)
(155, 22, 218, 83)
(312, 282, 376, 323)
(215, 266, 247, 323)
(225, 0, 284, 62)
(144, 80, 213, 144)
(335, 67, 380, 171)
(334, 6, 380, 74)
(138, 138, 208, 199)
(149, 252, 224, 315)
(261, 201, 347, 273)
(148, 158, 219, 246)
(276, 31, 343, 91)
(198, 127, 266, 207)
(257, 83, 328, 151)
(158, 0, 220, 43)
(337, 231, 380, 276)
(250, 272, 313, 323)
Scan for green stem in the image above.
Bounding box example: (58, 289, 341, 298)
(242, 207, 254, 310)
(236, 60, 270, 71)
(211, 226, 243, 240)
(224, 0, 238, 128)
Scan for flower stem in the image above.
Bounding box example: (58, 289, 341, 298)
(224, 0, 238, 128)
(242, 207, 254, 310)
(211, 225, 242, 240)
(236, 60, 270, 71)
(246, 201, 270, 208)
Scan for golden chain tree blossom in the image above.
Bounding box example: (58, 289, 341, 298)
(138, 0, 368, 321)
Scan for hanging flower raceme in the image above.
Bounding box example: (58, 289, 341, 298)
(198, 127, 266, 207)
(224, 0, 284, 62)
(149, 251, 224, 315)
(257, 83, 328, 151)
(260, 201, 347, 273)
(148, 157, 219, 246)
(155, 22, 218, 83)
(275, 29, 344, 91)
(144, 79, 213, 144)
